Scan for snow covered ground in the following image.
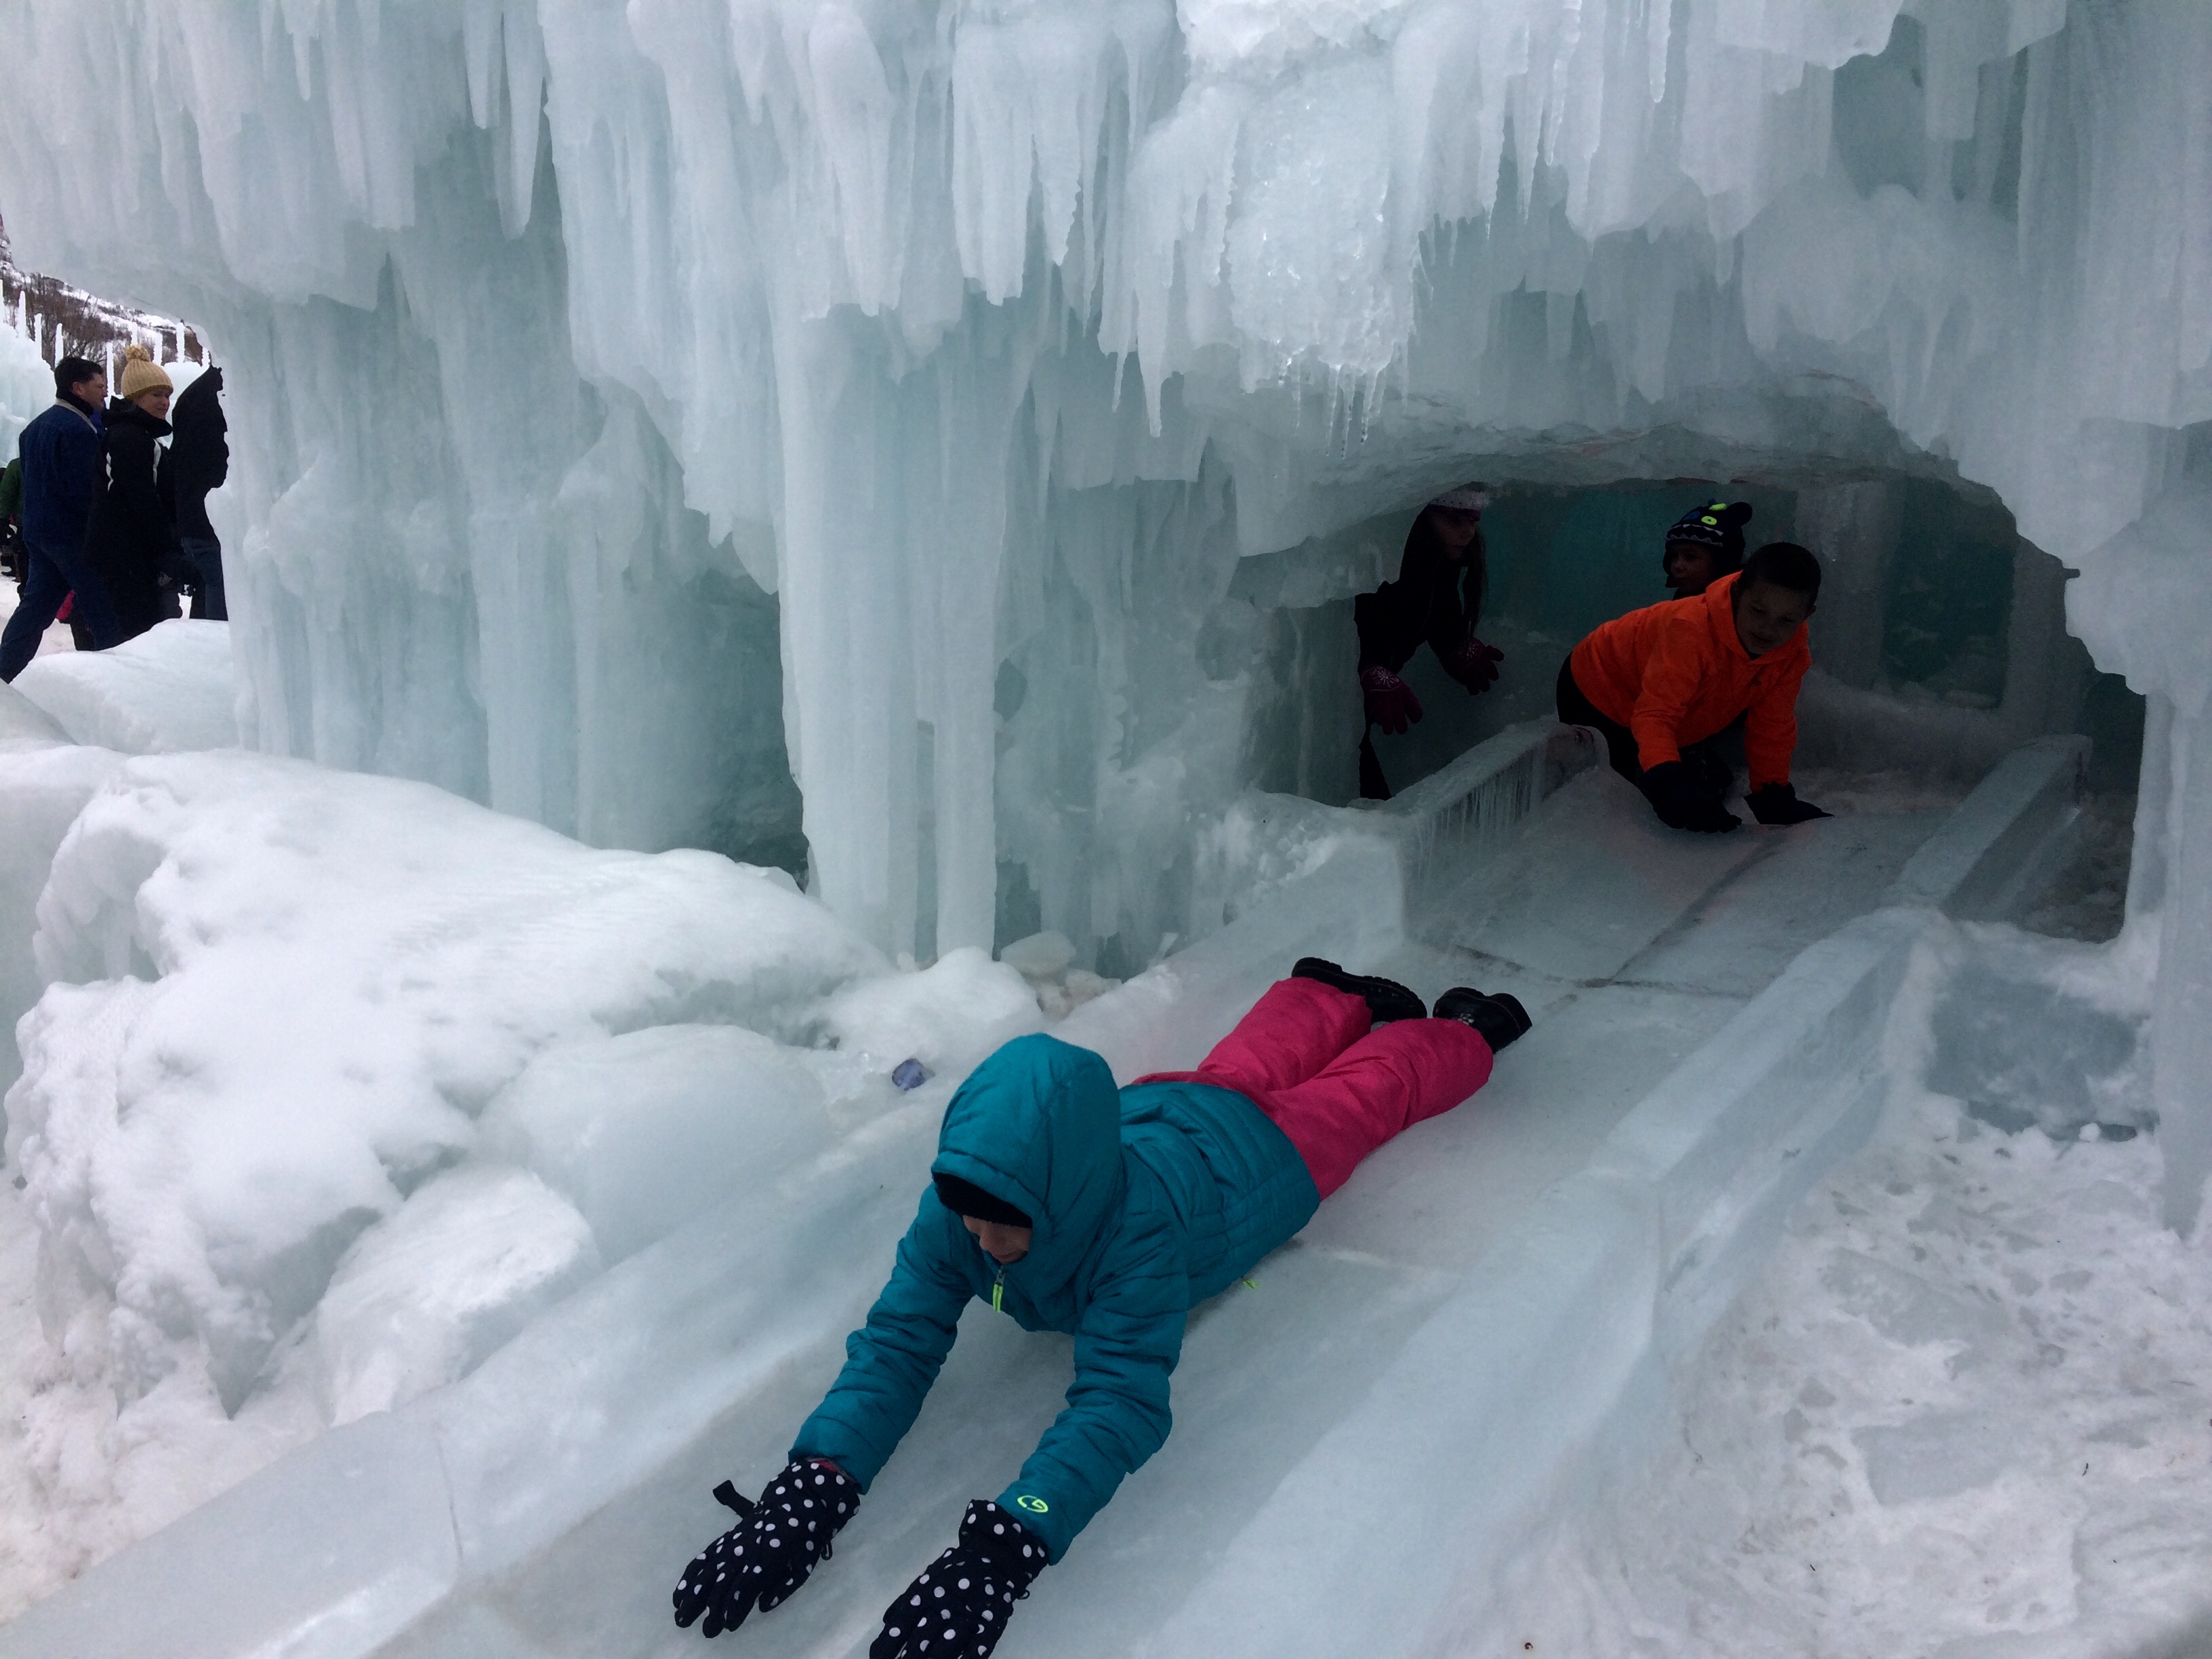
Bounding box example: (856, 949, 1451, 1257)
(1493, 946, 2212, 1658)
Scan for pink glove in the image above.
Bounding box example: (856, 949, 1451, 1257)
(1448, 635, 1504, 693)
(1361, 664, 1424, 734)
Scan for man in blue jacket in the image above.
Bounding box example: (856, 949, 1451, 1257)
(673, 960, 1532, 1656)
(2, 355, 123, 679)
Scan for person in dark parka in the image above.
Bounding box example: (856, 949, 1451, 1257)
(158, 363, 228, 619)
(1354, 483, 1504, 799)
(83, 345, 183, 644)
(0, 355, 121, 680)
(671, 959, 1533, 1657)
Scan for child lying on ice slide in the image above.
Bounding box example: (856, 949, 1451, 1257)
(1556, 539, 1832, 833)
(671, 959, 1531, 1656)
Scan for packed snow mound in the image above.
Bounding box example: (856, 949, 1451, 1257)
(817, 945, 1044, 1076)
(0, 684, 67, 750)
(3, 750, 889, 1418)
(312, 1165, 600, 1427)
(14, 621, 240, 755)
(479, 1023, 842, 1265)
(0, 689, 117, 1094)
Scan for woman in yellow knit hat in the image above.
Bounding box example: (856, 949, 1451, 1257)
(83, 344, 184, 643)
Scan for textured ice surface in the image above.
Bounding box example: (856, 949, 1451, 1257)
(0, 312, 48, 458)
(0, 1, 2196, 981)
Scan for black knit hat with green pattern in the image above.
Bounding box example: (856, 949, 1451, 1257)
(1664, 499, 1752, 569)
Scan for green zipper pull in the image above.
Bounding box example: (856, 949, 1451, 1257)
(991, 1268, 1005, 1313)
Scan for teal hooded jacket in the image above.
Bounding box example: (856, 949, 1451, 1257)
(790, 1032, 1321, 1561)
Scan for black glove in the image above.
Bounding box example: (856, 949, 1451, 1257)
(869, 1499, 1047, 1659)
(1639, 760, 1740, 834)
(1746, 782, 1832, 825)
(672, 1458, 859, 1637)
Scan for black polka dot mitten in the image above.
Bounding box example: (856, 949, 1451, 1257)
(867, 1499, 1048, 1659)
(671, 1458, 859, 1637)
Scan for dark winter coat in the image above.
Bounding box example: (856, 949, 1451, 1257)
(83, 399, 179, 642)
(791, 1032, 1320, 1563)
(1354, 514, 1489, 687)
(17, 396, 104, 553)
(157, 366, 228, 543)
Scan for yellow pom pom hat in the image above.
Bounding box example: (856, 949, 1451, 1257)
(117, 342, 173, 404)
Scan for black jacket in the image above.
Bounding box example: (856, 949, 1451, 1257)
(158, 366, 228, 543)
(84, 399, 179, 642)
(1354, 516, 1488, 684)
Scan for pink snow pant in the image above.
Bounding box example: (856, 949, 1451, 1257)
(1138, 978, 1495, 1199)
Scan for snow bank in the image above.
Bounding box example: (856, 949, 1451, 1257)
(3, 750, 888, 1422)
(1493, 924, 2210, 1657)
(13, 621, 240, 755)
(818, 945, 1044, 1076)
(312, 1166, 600, 1427)
(0, 691, 117, 1098)
(480, 1024, 838, 1267)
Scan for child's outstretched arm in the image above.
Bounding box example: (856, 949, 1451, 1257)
(868, 1208, 1189, 1659)
(670, 1197, 970, 1639)
(1000, 1248, 1188, 1560)
(791, 1200, 975, 1482)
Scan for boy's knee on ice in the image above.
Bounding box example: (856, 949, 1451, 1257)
(1558, 542, 1831, 833)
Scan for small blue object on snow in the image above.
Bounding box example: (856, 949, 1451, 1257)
(892, 1059, 930, 1091)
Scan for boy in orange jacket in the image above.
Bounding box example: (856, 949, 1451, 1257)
(1557, 541, 1830, 833)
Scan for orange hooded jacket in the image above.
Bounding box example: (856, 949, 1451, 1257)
(1568, 571, 1811, 789)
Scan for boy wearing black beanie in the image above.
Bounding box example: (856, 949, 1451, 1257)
(1662, 499, 1752, 597)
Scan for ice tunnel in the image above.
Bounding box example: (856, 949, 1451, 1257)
(0, 0, 2209, 1651)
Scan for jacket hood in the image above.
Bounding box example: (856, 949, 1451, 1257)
(171, 367, 224, 429)
(930, 1033, 1125, 1297)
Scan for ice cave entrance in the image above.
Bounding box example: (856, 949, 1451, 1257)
(1216, 469, 2142, 945)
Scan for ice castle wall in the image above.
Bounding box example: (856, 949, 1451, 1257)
(0, 2, 2207, 1197)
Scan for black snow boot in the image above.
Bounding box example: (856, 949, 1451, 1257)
(1433, 987, 1532, 1052)
(1292, 958, 1427, 1024)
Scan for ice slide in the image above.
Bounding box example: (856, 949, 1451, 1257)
(0, 722, 2091, 1659)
